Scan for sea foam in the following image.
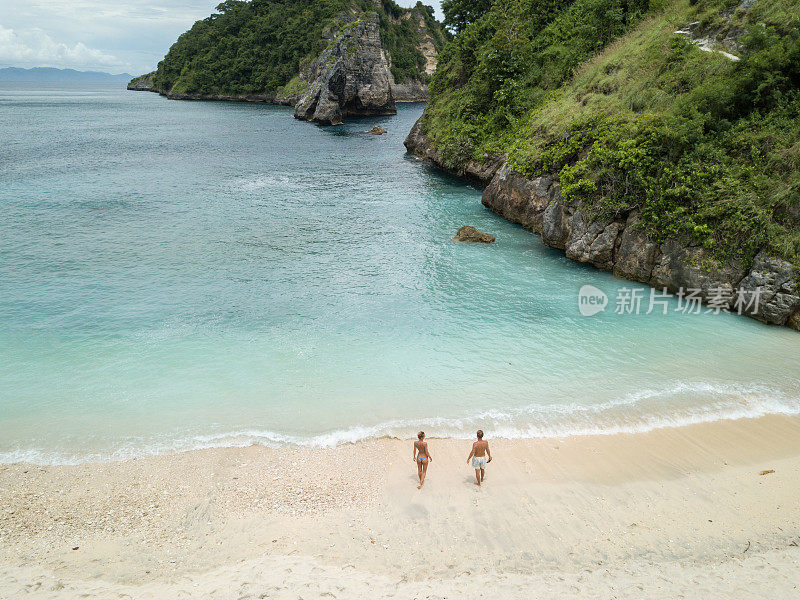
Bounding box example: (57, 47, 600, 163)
(3, 381, 797, 466)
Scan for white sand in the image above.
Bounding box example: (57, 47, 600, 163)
(2, 415, 800, 598)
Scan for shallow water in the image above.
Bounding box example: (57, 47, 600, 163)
(1, 82, 799, 463)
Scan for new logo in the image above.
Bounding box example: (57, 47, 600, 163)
(578, 285, 608, 317)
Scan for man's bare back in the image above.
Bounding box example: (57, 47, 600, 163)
(472, 440, 489, 457)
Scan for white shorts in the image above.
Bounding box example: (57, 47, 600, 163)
(472, 456, 487, 470)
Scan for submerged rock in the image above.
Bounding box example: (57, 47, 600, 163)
(453, 226, 495, 244)
(368, 126, 387, 135)
(294, 13, 396, 126)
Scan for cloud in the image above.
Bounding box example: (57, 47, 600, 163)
(0, 25, 128, 71)
(0, 1, 219, 74)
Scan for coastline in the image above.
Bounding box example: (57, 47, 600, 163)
(6, 379, 800, 466)
(126, 85, 427, 106)
(403, 118, 800, 333)
(3, 414, 800, 597)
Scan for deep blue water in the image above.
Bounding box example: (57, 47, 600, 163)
(1, 82, 799, 463)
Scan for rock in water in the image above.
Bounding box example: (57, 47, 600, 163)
(294, 13, 396, 125)
(453, 226, 495, 244)
(368, 126, 387, 135)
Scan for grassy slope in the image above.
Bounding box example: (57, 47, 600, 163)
(423, 0, 800, 269)
(150, 0, 447, 97)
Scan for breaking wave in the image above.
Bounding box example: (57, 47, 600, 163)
(3, 381, 798, 465)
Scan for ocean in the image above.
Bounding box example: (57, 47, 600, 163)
(2, 82, 799, 464)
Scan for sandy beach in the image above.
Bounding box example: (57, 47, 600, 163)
(2, 415, 800, 598)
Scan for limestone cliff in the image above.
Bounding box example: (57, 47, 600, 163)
(404, 118, 505, 183)
(389, 6, 441, 101)
(294, 14, 395, 125)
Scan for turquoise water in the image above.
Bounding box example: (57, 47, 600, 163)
(2, 83, 799, 464)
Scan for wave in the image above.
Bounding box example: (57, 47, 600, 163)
(2, 381, 799, 465)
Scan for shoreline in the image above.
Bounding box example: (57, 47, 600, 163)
(5, 391, 799, 466)
(3, 414, 800, 597)
(126, 86, 429, 105)
(4, 412, 799, 475)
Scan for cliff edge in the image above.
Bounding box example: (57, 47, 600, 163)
(294, 14, 395, 125)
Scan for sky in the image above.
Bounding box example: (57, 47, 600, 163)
(0, 0, 443, 75)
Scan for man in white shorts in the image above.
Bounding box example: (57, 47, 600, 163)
(467, 430, 492, 486)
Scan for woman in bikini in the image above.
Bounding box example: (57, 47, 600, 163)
(413, 431, 432, 489)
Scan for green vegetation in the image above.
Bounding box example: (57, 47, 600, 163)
(441, 0, 494, 33)
(426, 0, 653, 168)
(422, 0, 800, 267)
(379, 2, 449, 83)
(277, 74, 309, 98)
(149, 0, 446, 96)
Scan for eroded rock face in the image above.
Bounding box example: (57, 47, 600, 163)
(565, 214, 621, 271)
(453, 226, 495, 243)
(404, 117, 439, 160)
(294, 13, 396, 125)
(649, 240, 746, 302)
(482, 164, 555, 233)
(390, 80, 430, 102)
(541, 200, 572, 250)
(613, 212, 659, 282)
(455, 157, 800, 329)
(789, 310, 800, 331)
(388, 6, 440, 101)
(737, 252, 800, 325)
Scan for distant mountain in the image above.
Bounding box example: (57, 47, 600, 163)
(0, 67, 133, 82)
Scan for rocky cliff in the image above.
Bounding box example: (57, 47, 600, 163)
(404, 0, 800, 332)
(294, 14, 395, 125)
(390, 80, 429, 102)
(389, 6, 440, 101)
(405, 118, 800, 331)
(128, 0, 447, 120)
(404, 118, 505, 183)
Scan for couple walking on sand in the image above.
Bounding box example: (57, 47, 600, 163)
(413, 430, 492, 489)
